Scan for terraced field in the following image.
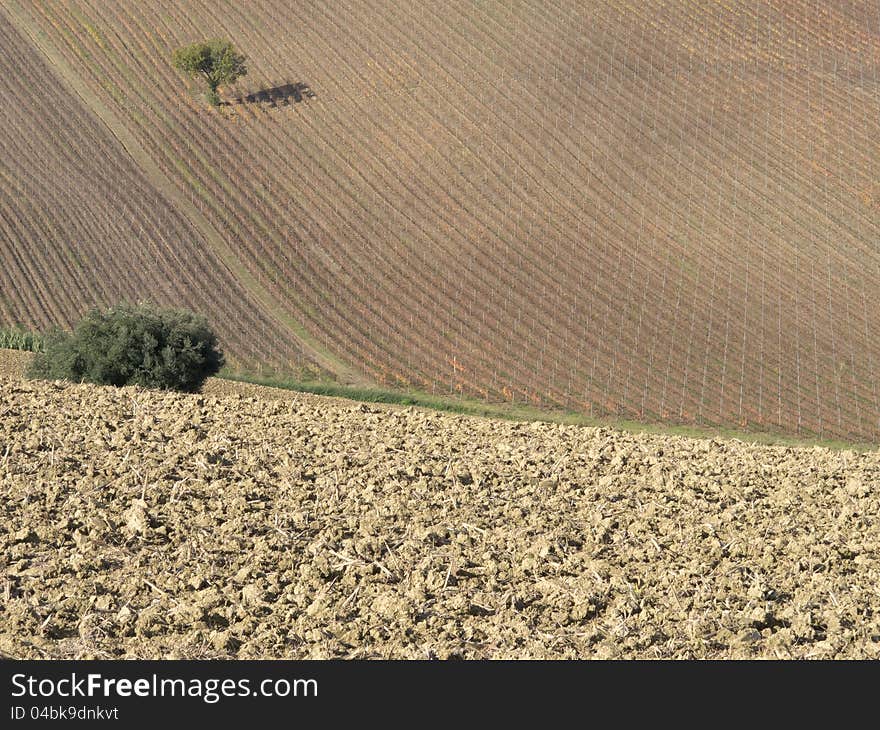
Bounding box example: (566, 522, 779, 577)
(3, 1, 880, 440)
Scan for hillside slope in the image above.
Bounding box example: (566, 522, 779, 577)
(0, 7, 322, 375)
(2, 372, 880, 659)
(2, 1, 880, 439)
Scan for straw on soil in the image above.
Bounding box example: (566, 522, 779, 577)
(2, 372, 879, 659)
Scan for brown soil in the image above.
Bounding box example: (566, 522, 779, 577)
(9, 2, 880, 440)
(0, 349, 31, 380)
(2, 369, 880, 659)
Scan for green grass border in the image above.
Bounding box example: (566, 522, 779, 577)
(0, 327, 44, 353)
(3, 339, 874, 451)
(219, 370, 878, 452)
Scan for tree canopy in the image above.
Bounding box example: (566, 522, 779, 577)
(172, 40, 247, 106)
(28, 303, 225, 392)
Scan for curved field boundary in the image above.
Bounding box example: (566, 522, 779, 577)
(0, 6, 316, 374)
(2, 0, 363, 385)
(6, 0, 880, 441)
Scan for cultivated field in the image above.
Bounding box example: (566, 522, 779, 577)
(2, 365, 879, 659)
(2, 1, 880, 439)
(0, 10, 323, 376)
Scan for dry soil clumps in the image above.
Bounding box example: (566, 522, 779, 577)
(0, 349, 30, 380)
(2, 375, 879, 659)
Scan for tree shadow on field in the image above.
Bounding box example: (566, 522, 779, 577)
(227, 82, 317, 108)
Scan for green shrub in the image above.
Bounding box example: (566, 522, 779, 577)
(28, 303, 224, 392)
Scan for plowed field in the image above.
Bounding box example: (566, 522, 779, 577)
(2, 369, 879, 659)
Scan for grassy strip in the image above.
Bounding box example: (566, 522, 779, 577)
(2, 345, 873, 451)
(220, 371, 877, 452)
(0, 328, 44, 353)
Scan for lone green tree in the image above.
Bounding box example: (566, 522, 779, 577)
(172, 40, 247, 106)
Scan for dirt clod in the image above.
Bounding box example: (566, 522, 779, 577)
(2, 374, 880, 658)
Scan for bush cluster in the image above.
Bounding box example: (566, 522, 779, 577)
(0, 327, 44, 353)
(28, 303, 224, 392)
